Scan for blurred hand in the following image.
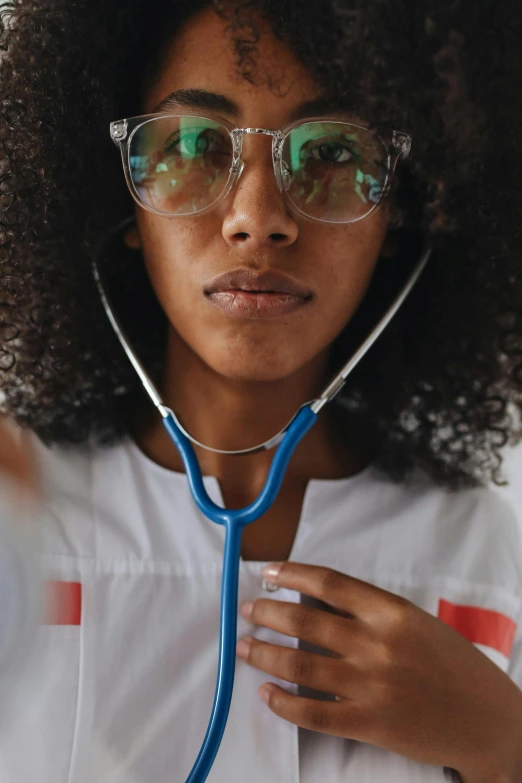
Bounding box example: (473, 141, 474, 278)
(0, 416, 38, 497)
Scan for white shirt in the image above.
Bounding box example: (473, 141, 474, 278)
(492, 444, 522, 532)
(1, 433, 521, 783)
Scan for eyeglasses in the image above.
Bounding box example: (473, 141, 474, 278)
(110, 112, 411, 225)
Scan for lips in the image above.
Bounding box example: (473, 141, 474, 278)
(204, 268, 313, 299)
(204, 267, 313, 320)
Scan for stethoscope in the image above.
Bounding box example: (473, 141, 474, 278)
(92, 217, 431, 783)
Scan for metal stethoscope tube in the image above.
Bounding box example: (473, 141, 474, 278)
(92, 220, 431, 782)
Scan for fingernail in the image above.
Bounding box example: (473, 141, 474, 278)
(241, 601, 254, 619)
(262, 562, 282, 580)
(258, 684, 272, 704)
(236, 637, 252, 658)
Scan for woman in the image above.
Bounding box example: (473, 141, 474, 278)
(0, 0, 521, 781)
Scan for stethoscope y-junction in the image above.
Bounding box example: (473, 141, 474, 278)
(92, 217, 431, 782)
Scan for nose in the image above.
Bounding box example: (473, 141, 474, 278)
(221, 141, 299, 249)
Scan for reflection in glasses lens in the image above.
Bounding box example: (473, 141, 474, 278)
(127, 116, 390, 223)
(282, 122, 389, 223)
(129, 116, 233, 216)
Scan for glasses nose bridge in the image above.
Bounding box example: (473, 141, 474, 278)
(232, 127, 284, 191)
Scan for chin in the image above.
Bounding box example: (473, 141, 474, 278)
(204, 351, 303, 384)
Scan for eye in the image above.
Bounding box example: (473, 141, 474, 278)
(293, 133, 362, 167)
(164, 128, 229, 157)
(308, 141, 355, 164)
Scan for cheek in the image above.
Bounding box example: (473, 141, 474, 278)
(136, 211, 215, 307)
(133, 210, 388, 383)
(308, 219, 387, 332)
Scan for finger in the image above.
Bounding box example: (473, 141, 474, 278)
(262, 561, 404, 620)
(245, 599, 360, 657)
(237, 637, 353, 698)
(257, 683, 363, 739)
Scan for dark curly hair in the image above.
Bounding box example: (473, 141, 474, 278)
(1, 0, 521, 490)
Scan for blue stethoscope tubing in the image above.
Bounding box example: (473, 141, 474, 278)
(163, 404, 317, 782)
(92, 219, 431, 782)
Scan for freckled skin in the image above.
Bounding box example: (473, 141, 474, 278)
(127, 6, 390, 388)
(125, 4, 393, 488)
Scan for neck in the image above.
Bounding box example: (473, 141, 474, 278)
(125, 329, 378, 500)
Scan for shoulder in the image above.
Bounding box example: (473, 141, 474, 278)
(387, 467, 522, 589)
(26, 431, 110, 556)
(30, 432, 92, 496)
(332, 464, 522, 596)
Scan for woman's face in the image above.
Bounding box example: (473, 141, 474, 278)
(128, 5, 391, 387)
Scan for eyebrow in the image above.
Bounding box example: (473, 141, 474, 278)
(150, 88, 359, 124)
(151, 89, 241, 118)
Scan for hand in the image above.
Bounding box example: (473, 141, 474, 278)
(236, 561, 522, 782)
(0, 415, 38, 497)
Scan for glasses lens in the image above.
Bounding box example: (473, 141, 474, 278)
(282, 122, 389, 223)
(128, 116, 233, 215)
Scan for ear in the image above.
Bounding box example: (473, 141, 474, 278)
(123, 223, 142, 250)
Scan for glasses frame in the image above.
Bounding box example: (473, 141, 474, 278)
(110, 111, 412, 225)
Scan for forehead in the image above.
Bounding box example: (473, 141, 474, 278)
(143, 4, 322, 122)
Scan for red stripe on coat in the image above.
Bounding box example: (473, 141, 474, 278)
(43, 581, 82, 625)
(437, 599, 516, 657)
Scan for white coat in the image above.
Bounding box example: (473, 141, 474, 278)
(1, 434, 521, 783)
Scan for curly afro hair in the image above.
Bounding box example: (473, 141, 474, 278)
(0, 0, 521, 490)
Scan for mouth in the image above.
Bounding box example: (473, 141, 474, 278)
(204, 268, 314, 320)
(205, 267, 313, 297)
